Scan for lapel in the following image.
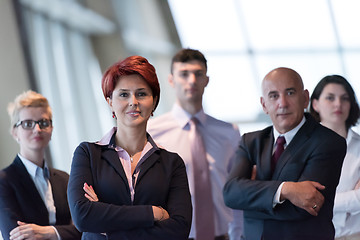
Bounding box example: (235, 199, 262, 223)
(101, 147, 129, 191)
(258, 127, 275, 180)
(136, 150, 161, 185)
(12, 157, 49, 221)
(48, 169, 63, 223)
(272, 114, 316, 179)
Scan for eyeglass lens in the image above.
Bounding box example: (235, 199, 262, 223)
(17, 119, 52, 129)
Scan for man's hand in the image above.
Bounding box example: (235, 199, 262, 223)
(280, 181, 325, 216)
(10, 221, 57, 240)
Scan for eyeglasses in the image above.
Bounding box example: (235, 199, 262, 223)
(14, 119, 52, 130)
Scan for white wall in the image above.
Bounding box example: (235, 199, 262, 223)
(0, 0, 30, 169)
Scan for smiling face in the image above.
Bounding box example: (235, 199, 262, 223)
(312, 83, 350, 128)
(107, 74, 157, 130)
(260, 68, 309, 134)
(12, 107, 53, 158)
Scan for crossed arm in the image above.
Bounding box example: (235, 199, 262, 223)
(9, 222, 58, 240)
(82, 183, 170, 221)
(223, 132, 346, 221)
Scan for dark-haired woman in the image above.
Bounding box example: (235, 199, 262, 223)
(310, 75, 360, 240)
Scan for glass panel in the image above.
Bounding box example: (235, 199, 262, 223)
(255, 53, 344, 93)
(241, 0, 336, 50)
(19, 2, 114, 172)
(168, 0, 246, 51)
(332, 0, 360, 48)
(203, 55, 261, 122)
(343, 52, 360, 98)
(167, 0, 360, 134)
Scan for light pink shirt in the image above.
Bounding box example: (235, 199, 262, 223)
(96, 127, 158, 202)
(148, 104, 242, 239)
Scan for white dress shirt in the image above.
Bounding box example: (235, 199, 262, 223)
(148, 103, 242, 239)
(333, 129, 360, 238)
(272, 117, 306, 205)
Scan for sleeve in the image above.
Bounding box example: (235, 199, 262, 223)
(224, 131, 346, 221)
(333, 189, 360, 214)
(0, 171, 20, 240)
(67, 144, 192, 239)
(51, 226, 61, 240)
(50, 171, 82, 240)
(53, 225, 81, 240)
(223, 134, 281, 213)
(67, 143, 155, 233)
(228, 210, 245, 240)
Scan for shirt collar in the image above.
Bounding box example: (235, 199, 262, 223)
(273, 116, 306, 146)
(96, 127, 160, 151)
(171, 103, 207, 128)
(18, 153, 50, 179)
(96, 127, 117, 146)
(346, 128, 354, 143)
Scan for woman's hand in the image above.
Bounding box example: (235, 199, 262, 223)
(152, 206, 170, 221)
(83, 182, 99, 202)
(10, 221, 57, 240)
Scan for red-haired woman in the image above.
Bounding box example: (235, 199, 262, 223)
(67, 56, 192, 240)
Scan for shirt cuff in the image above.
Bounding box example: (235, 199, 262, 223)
(273, 182, 286, 207)
(52, 226, 61, 240)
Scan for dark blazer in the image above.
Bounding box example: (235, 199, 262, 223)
(0, 156, 81, 240)
(223, 113, 347, 240)
(67, 138, 192, 240)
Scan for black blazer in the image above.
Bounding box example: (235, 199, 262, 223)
(223, 113, 347, 240)
(0, 156, 81, 240)
(67, 139, 192, 240)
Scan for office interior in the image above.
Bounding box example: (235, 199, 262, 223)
(1, 0, 360, 173)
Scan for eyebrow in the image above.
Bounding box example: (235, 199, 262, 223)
(118, 88, 147, 91)
(268, 90, 278, 96)
(267, 88, 296, 95)
(179, 69, 205, 73)
(285, 87, 296, 92)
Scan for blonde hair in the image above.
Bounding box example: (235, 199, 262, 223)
(7, 90, 52, 131)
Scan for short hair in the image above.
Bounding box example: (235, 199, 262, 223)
(310, 75, 360, 130)
(170, 48, 207, 73)
(101, 56, 160, 111)
(7, 90, 52, 130)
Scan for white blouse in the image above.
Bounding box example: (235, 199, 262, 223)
(333, 129, 360, 238)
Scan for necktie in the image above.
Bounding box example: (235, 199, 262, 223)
(35, 167, 56, 224)
(189, 118, 215, 240)
(271, 136, 286, 173)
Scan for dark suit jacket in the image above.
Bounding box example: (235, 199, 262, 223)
(0, 156, 81, 240)
(67, 138, 192, 240)
(223, 113, 347, 240)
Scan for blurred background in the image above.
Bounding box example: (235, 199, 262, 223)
(1, 0, 360, 173)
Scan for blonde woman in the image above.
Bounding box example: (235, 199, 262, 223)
(0, 90, 81, 240)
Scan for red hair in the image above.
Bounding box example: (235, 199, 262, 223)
(101, 56, 160, 110)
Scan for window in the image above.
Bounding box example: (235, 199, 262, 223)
(168, 0, 360, 134)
